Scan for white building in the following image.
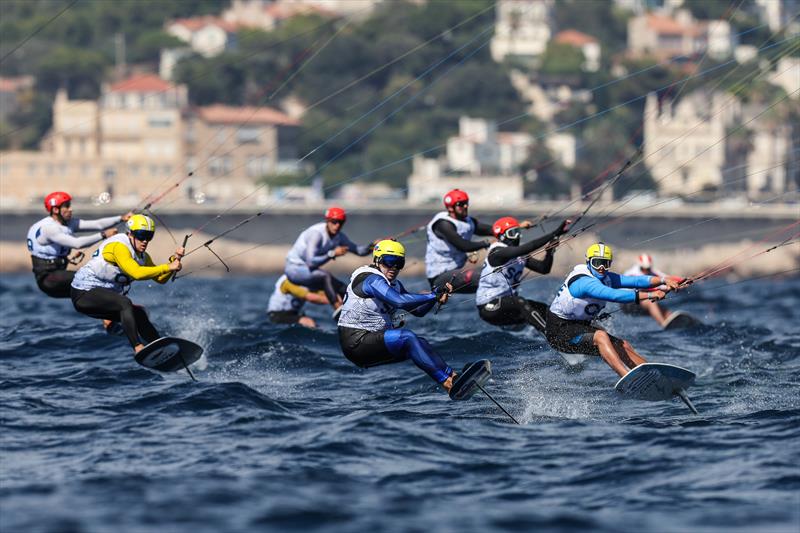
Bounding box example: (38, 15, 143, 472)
(553, 29, 601, 72)
(490, 0, 553, 63)
(627, 10, 736, 61)
(222, 0, 339, 31)
(643, 91, 794, 198)
(166, 16, 238, 58)
(407, 116, 576, 205)
(769, 56, 800, 98)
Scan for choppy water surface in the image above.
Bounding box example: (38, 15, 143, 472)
(1, 273, 798, 532)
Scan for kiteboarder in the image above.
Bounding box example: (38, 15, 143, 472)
(622, 253, 684, 326)
(338, 239, 458, 391)
(425, 189, 534, 293)
(476, 217, 570, 333)
(70, 214, 183, 354)
(268, 274, 329, 329)
(285, 207, 374, 311)
(26, 191, 132, 298)
(545, 243, 682, 377)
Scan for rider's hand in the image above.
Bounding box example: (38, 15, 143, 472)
(175, 246, 185, 259)
(435, 282, 453, 304)
(648, 290, 666, 302)
(557, 218, 572, 235)
(168, 258, 182, 272)
(101, 228, 118, 239)
(334, 245, 349, 257)
(664, 278, 681, 291)
(520, 220, 534, 229)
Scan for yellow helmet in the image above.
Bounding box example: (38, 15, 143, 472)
(585, 242, 613, 261)
(126, 214, 156, 233)
(373, 239, 405, 259)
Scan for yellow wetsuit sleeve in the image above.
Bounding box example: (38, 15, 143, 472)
(103, 242, 171, 282)
(280, 278, 309, 299)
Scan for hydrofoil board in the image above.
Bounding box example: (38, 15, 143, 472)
(135, 336, 203, 373)
(615, 363, 698, 413)
(662, 311, 699, 330)
(449, 359, 492, 401)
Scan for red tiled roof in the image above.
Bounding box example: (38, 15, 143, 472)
(170, 16, 238, 33)
(554, 29, 598, 47)
(0, 76, 34, 92)
(196, 104, 300, 126)
(109, 74, 175, 93)
(646, 14, 687, 35)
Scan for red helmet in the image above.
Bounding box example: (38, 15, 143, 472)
(637, 254, 653, 269)
(44, 191, 72, 212)
(443, 189, 469, 208)
(492, 216, 520, 239)
(325, 206, 346, 222)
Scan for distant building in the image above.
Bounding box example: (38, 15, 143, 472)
(509, 70, 592, 122)
(643, 91, 794, 198)
(754, 0, 800, 32)
(166, 16, 238, 57)
(0, 76, 34, 122)
(222, 0, 338, 31)
(490, 0, 554, 64)
(627, 10, 736, 61)
(0, 74, 302, 208)
(769, 57, 800, 98)
(407, 116, 576, 205)
(553, 30, 601, 72)
(159, 48, 192, 81)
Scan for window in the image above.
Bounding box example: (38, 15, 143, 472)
(148, 116, 173, 128)
(236, 127, 260, 144)
(221, 156, 232, 175)
(209, 158, 221, 177)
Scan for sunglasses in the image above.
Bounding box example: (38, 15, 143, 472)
(503, 228, 520, 240)
(131, 230, 155, 242)
(327, 219, 345, 226)
(589, 257, 612, 270)
(453, 201, 469, 208)
(378, 254, 405, 269)
(59, 202, 71, 209)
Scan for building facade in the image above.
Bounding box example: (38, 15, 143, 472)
(627, 10, 735, 61)
(0, 74, 300, 208)
(490, 0, 553, 64)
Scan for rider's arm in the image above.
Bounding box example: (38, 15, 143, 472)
(362, 275, 437, 315)
(569, 275, 637, 304)
(340, 232, 372, 256)
(75, 216, 122, 231)
(102, 242, 171, 282)
(432, 220, 488, 253)
(525, 247, 554, 274)
(471, 218, 494, 237)
(611, 272, 663, 289)
(486, 229, 561, 267)
(38, 223, 104, 250)
(303, 232, 331, 269)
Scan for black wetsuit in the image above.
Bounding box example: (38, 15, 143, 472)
(427, 217, 494, 293)
(71, 287, 160, 348)
(31, 257, 74, 298)
(477, 228, 564, 334)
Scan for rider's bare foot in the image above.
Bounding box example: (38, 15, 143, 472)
(442, 372, 456, 392)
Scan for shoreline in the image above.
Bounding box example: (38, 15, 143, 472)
(3, 233, 797, 279)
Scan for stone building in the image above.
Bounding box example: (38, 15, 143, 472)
(0, 74, 300, 208)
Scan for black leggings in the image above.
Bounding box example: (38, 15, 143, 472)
(428, 266, 481, 294)
(71, 287, 160, 348)
(478, 296, 548, 334)
(34, 270, 75, 299)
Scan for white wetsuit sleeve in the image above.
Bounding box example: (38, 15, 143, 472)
(39, 223, 103, 249)
(76, 216, 121, 231)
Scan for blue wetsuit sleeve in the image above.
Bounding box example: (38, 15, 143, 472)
(610, 272, 656, 289)
(304, 231, 330, 269)
(341, 233, 372, 256)
(569, 276, 637, 303)
(362, 275, 437, 313)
